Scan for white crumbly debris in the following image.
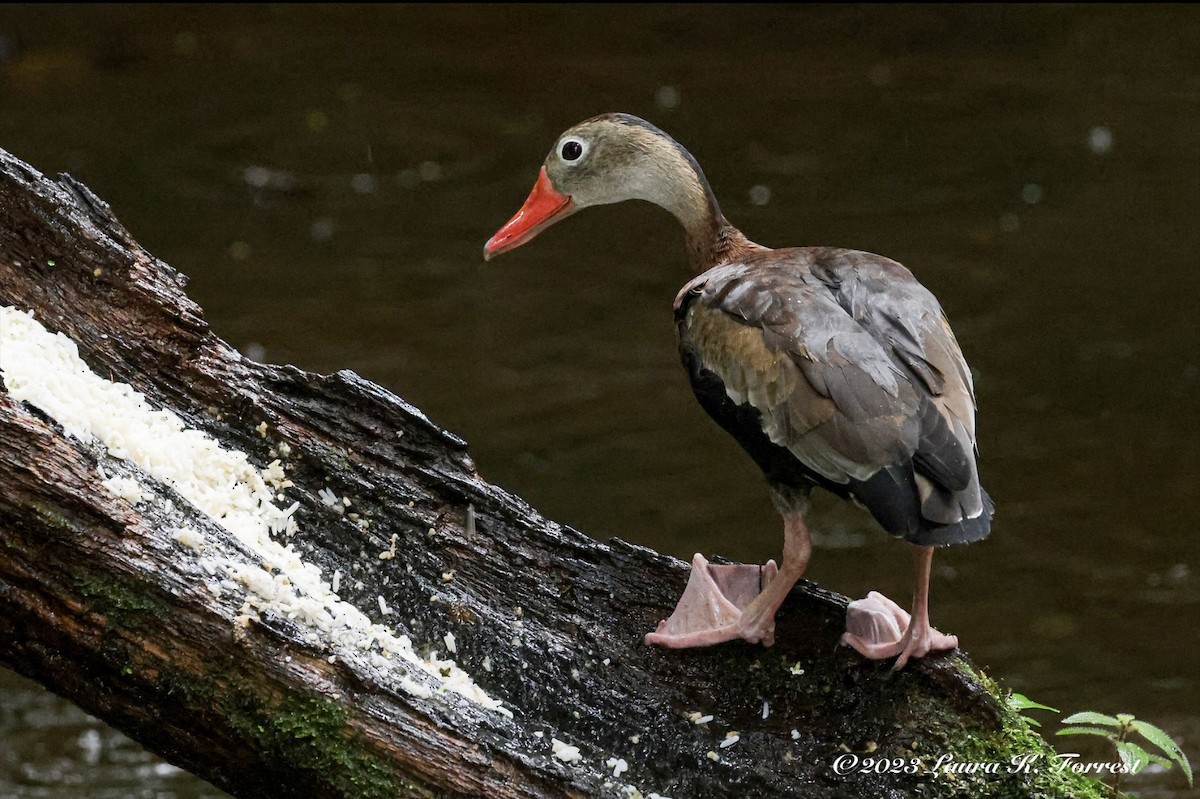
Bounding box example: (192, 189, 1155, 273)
(443, 632, 456, 654)
(378, 595, 390, 615)
(762, 700, 770, 719)
(629, 734, 640, 744)
(379, 533, 398, 560)
(255, 421, 268, 437)
(533, 731, 544, 739)
(602, 658, 610, 666)
(706, 751, 719, 761)
(789, 662, 805, 676)
(720, 732, 740, 749)
(607, 757, 629, 778)
(551, 738, 582, 764)
(261, 459, 292, 489)
(399, 676, 433, 698)
(277, 442, 292, 458)
(171, 527, 206, 552)
(648, 794, 673, 799)
(441, 570, 455, 582)
(101, 475, 145, 504)
(0, 306, 511, 718)
(791, 729, 801, 740)
(481, 656, 492, 672)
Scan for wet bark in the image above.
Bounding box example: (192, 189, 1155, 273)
(0, 148, 1103, 799)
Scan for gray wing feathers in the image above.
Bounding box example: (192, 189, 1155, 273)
(811, 250, 985, 522)
(690, 249, 985, 525)
(691, 266, 921, 485)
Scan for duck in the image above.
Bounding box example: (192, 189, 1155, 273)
(483, 113, 993, 669)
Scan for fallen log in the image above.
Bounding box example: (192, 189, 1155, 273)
(0, 147, 1104, 799)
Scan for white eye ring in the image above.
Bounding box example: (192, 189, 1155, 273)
(559, 136, 588, 165)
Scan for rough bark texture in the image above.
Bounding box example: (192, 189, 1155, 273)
(0, 148, 1105, 799)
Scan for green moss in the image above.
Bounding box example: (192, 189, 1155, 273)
(224, 685, 425, 798)
(29, 499, 80, 531)
(76, 574, 168, 618)
(896, 658, 1113, 799)
(738, 652, 1111, 798)
(157, 666, 218, 706)
(61, 563, 432, 797)
(74, 574, 169, 639)
(160, 669, 405, 795)
(89, 655, 430, 797)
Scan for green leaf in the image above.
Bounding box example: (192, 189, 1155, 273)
(1145, 753, 1174, 770)
(1057, 726, 1118, 739)
(1115, 741, 1152, 774)
(1008, 692, 1059, 713)
(1131, 720, 1194, 787)
(1062, 711, 1121, 727)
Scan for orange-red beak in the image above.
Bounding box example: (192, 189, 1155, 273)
(483, 167, 574, 260)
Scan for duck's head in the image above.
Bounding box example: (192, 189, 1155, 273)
(484, 113, 720, 260)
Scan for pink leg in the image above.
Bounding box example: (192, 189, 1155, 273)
(645, 512, 812, 648)
(840, 545, 958, 670)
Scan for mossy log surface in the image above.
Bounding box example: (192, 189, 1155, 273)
(0, 148, 1106, 799)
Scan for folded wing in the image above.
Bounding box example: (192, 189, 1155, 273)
(678, 248, 989, 539)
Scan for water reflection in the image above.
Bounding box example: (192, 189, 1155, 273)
(0, 5, 1196, 797)
(0, 669, 224, 798)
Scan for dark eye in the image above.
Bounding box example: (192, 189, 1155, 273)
(561, 140, 583, 161)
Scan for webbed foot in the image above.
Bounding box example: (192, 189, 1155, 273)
(645, 553, 780, 647)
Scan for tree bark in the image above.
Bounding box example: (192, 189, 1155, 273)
(0, 148, 1103, 799)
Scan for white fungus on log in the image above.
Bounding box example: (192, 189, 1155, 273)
(0, 305, 511, 717)
(551, 738, 582, 764)
(101, 474, 146, 504)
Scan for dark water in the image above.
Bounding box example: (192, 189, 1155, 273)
(1, 6, 1197, 797)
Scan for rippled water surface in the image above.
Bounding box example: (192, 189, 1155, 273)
(1, 6, 1197, 797)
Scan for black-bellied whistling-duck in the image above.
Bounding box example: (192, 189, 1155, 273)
(484, 113, 993, 669)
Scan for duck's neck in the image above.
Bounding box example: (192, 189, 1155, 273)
(683, 217, 760, 274)
(640, 138, 762, 273)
